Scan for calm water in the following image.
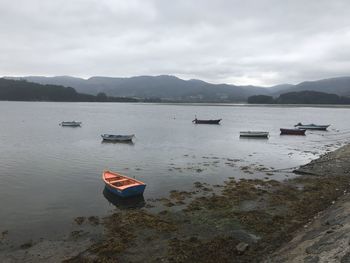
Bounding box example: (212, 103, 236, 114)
(0, 102, 350, 244)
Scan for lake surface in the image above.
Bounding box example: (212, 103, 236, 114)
(1, 102, 350, 245)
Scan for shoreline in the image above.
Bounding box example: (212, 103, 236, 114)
(270, 144, 350, 262)
(2, 143, 350, 262)
(2, 100, 350, 108)
(68, 143, 350, 262)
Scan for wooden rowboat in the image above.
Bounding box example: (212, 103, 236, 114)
(102, 170, 146, 198)
(192, 118, 221, 124)
(280, 128, 306, 135)
(240, 131, 269, 138)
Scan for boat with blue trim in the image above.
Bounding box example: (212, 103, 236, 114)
(103, 187, 145, 209)
(102, 170, 146, 198)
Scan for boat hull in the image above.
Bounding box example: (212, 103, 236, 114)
(103, 187, 145, 209)
(193, 119, 221, 124)
(240, 131, 269, 138)
(105, 183, 146, 198)
(294, 124, 330, 130)
(101, 134, 134, 142)
(280, 128, 306, 135)
(60, 121, 81, 127)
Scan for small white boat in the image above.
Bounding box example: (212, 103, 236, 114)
(101, 134, 134, 142)
(240, 131, 269, 138)
(60, 121, 82, 127)
(294, 123, 330, 131)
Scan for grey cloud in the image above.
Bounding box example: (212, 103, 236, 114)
(0, 0, 350, 85)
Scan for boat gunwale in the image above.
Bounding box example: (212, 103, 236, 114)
(240, 131, 269, 134)
(294, 123, 330, 129)
(102, 170, 146, 191)
(101, 134, 134, 139)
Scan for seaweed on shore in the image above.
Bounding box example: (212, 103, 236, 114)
(66, 210, 177, 262)
(66, 145, 350, 262)
(172, 174, 350, 262)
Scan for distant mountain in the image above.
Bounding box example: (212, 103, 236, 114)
(11, 76, 100, 94)
(273, 77, 350, 97)
(269, 84, 294, 93)
(0, 78, 138, 102)
(5, 75, 350, 102)
(6, 75, 270, 102)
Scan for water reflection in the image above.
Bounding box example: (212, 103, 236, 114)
(103, 187, 145, 209)
(101, 140, 135, 145)
(239, 137, 269, 140)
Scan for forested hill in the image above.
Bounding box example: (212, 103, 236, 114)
(7, 75, 270, 102)
(248, 91, 350, 104)
(7, 75, 350, 102)
(0, 78, 138, 102)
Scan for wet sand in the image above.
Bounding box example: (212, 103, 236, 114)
(2, 144, 350, 262)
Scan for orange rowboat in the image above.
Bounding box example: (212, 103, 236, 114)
(102, 170, 146, 198)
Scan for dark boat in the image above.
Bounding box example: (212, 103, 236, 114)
(280, 128, 306, 135)
(192, 118, 221, 124)
(60, 121, 82, 127)
(101, 134, 134, 142)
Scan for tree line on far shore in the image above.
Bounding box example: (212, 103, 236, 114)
(248, 91, 350, 104)
(2, 78, 350, 105)
(0, 78, 138, 102)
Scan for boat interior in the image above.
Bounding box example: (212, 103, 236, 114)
(104, 172, 141, 188)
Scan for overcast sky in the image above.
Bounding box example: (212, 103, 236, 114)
(0, 0, 350, 86)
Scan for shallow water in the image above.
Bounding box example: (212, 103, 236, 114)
(0, 102, 349, 244)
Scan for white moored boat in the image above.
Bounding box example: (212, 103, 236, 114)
(60, 121, 82, 127)
(294, 123, 330, 131)
(240, 131, 269, 138)
(101, 134, 135, 142)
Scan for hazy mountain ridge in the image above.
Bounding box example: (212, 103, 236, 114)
(5, 75, 270, 102)
(0, 78, 138, 102)
(275, 77, 350, 97)
(5, 75, 350, 101)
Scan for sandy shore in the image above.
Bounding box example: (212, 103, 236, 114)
(2, 144, 350, 262)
